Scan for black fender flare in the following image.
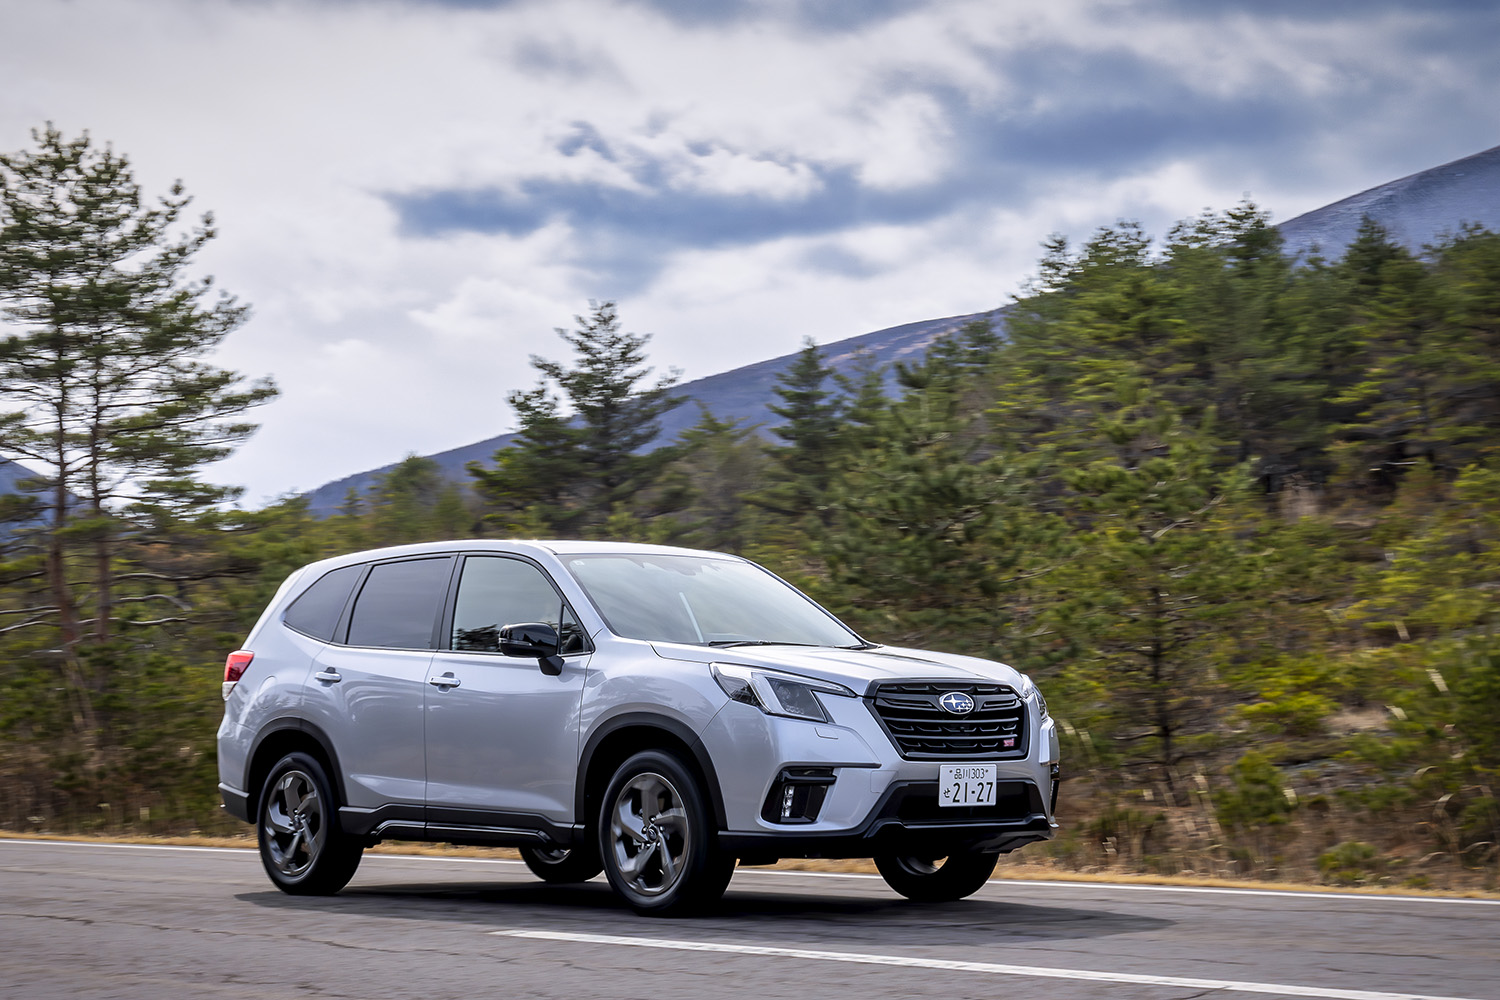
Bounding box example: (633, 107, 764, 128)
(245, 717, 349, 810)
(576, 712, 729, 831)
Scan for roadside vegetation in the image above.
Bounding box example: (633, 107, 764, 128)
(2, 128, 1497, 892)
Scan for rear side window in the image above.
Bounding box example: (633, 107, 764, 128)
(346, 557, 453, 649)
(282, 564, 363, 641)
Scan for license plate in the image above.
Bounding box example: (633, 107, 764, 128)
(940, 763, 998, 807)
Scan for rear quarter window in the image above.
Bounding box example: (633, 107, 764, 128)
(282, 564, 363, 641)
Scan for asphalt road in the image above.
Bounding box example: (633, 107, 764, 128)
(2, 839, 1497, 1000)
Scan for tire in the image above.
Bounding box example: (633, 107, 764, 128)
(257, 752, 363, 896)
(597, 750, 731, 915)
(873, 849, 998, 902)
(520, 844, 603, 884)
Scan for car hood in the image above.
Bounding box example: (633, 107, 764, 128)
(650, 641, 1026, 695)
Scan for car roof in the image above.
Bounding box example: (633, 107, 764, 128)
(292, 538, 744, 577)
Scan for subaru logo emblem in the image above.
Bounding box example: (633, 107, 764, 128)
(939, 691, 975, 715)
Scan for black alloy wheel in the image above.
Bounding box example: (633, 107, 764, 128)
(598, 750, 734, 915)
(873, 849, 998, 902)
(257, 751, 363, 895)
(520, 844, 604, 884)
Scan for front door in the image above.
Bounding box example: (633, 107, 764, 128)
(424, 555, 591, 829)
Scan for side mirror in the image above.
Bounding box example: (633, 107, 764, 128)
(498, 622, 563, 675)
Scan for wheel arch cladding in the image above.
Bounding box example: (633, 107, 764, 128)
(577, 714, 728, 834)
(247, 721, 346, 814)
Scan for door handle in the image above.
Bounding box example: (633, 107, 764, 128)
(427, 673, 461, 689)
(313, 670, 341, 683)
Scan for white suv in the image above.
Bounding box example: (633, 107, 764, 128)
(217, 540, 1059, 914)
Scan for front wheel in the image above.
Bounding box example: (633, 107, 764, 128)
(598, 750, 732, 915)
(257, 752, 363, 895)
(520, 844, 603, 884)
(874, 849, 998, 902)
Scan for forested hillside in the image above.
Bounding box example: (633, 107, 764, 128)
(2, 131, 1496, 890)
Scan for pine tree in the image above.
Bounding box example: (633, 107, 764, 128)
(1042, 389, 1262, 783)
(367, 454, 474, 545)
(822, 333, 1051, 655)
(832, 346, 889, 453)
(752, 338, 843, 523)
(1336, 223, 1500, 482)
(658, 406, 767, 551)
(470, 301, 683, 535)
(0, 125, 275, 731)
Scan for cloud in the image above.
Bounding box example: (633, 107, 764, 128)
(383, 35, 1313, 293)
(613, 0, 928, 31)
(388, 159, 968, 292)
(3, 0, 1497, 504)
(1153, 0, 1498, 20)
(510, 36, 627, 82)
(356, 0, 929, 31)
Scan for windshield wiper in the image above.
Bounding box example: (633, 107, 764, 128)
(704, 639, 876, 649)
(703, 639, 817, 648)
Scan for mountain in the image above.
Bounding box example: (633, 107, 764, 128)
(0, 459, 40, 503)
(305, 143, 1500, 514)
(1278, 143, 1500, 259)
(300, 309, 1003, 513)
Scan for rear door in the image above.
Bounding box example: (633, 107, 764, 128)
(424, 554, 591, 828)
(304, 556, 455, 820)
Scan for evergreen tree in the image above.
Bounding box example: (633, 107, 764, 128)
(0, 125, 275, 732)
(753, 338, 843, 523)
(831, 346, 889, 453)
(366, 454, 474, 545)
(470, 301, 683, 535)
(1161, 204, 1313, 472)
(1042, 390, 1262, 784)
(1330, 222, 1500, 489)
(822, 335, 1051, 655)
(990, 222, 1174, 460)
(657, 406, 767, 551)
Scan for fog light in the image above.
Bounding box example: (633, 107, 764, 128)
(761, 767, 836, 824)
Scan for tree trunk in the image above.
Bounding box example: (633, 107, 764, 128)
(48, 388, 95, 736)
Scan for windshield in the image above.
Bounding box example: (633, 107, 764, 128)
(563, 553, 861, 647)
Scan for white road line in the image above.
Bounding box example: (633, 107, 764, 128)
(0, 839, 526, 864)
(0, 839, 248, 856)
(490, 929, 1489, 1000)
(3, 839, 1497, 907)
(735, 868, 1500, 906)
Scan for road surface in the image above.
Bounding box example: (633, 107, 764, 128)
(2, 839, 1496, 999)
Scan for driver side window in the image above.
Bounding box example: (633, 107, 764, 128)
(451, 556, 588, 654)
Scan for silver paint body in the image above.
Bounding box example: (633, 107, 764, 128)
(218, 540, 1060, 842)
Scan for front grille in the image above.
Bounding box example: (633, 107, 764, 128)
(869, 681, 1027, 760)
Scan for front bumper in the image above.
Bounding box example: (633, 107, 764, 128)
(720, 778, 1053, 858)
(697, 687, 1060, 859)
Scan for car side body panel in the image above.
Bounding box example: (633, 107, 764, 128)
(424, 647, 591, 824)
(303, 644, 432, 811)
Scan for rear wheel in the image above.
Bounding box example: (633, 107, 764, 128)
(257, 752, 363, 895)
(598, 750, 731, 915)
(873, 849, 998, 902)
(520, 844, 603, 884)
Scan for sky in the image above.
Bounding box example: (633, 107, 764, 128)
(2, 0, 1497, 505)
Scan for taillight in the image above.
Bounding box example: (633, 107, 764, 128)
(223, 650, 254, 700)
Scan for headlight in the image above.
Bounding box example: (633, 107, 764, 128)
(1019, 674, 1049, 721)
(711, 663, 855, 723)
